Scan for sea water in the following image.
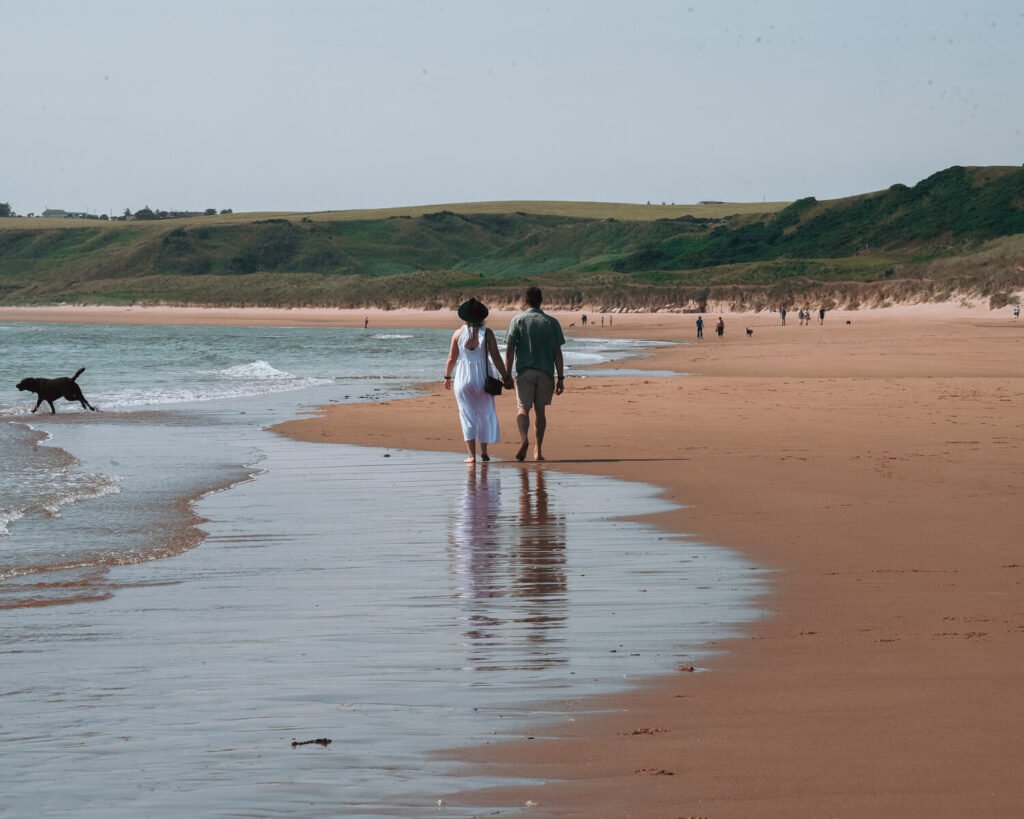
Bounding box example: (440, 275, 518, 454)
(0, 321, 765, 817)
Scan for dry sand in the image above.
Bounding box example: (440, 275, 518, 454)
(7, 302, 1024, 816)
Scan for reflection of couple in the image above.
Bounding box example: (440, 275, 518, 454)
(449, 467, 567, 669)
(450, 463, 503, 605)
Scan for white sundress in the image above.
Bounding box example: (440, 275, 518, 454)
(453, 326, 500, 444)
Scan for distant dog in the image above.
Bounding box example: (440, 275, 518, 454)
(16, 367, 97, 414)
(746, 327, 754, 337)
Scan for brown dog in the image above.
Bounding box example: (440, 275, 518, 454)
(16, 367, 98, 414)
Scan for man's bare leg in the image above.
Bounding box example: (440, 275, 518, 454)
(515, 410, 530, 461)
(480, 443, 490, 462)
(533, 404, 547, 461)
(464, 440, 477, 463)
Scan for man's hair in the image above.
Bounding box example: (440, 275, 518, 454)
(524, 286, 543, 308)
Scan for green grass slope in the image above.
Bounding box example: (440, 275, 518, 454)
(0, 167, 1021, 310)
(613, 165, 1024, 272)
(0, 208, 749, 303)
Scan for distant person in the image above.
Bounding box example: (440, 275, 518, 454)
(445, 298, 512, 463)
(780, 308, 787, 326)
(819, 307, 826, 324)
(696, 315, 704, 339)
(1014, 305, 1020, 319)
(609, 315, 613, 327)
(504, 287, 566, 462)
(716, 316, 724, 337)
(363, 316, 369, 329)
(581, 314, 587, 326)
(600, 316, 604, 327)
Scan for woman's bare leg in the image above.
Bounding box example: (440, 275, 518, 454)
(464, 440, 476, 463)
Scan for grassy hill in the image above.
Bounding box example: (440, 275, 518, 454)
(614, 165, 1024, 273)
(1, 166, 1022, 311)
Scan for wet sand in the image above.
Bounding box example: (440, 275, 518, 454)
(1, 436, 763, 817)
(266, 302, 1024, 817)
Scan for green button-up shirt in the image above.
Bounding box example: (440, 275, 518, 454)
(505, 308, 566, 377)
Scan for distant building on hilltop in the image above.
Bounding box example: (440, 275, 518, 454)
(40, 209, 97, 219)
(41, 207, 204, 221)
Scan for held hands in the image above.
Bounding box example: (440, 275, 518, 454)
(502, 375, 514, 390)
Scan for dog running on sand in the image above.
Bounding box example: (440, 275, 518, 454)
(16, 367, 98, 414)
(746, 327, 754, 337)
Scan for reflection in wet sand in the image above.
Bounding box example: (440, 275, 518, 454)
(450, 466, 568, 671)
(1, 442, 765, 817)
(513, 469, 567, 652)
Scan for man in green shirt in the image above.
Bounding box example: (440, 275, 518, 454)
(504, 287, 566, 461)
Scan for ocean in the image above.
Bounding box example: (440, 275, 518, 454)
(0, 320, 766, 817)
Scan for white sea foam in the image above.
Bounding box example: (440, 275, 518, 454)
(563, 351, 607, 366)
(1, 404, 44, 417)
(562, 337, 678, 369)
(94, 361, 333, 409)
(98, 388, 210, 409)
(38, 472, 123, 517)
(217, 360, 294, 380)
(0, 509, 25, 538)
(373, 333, 415, 340)
(0, 422, 121, 540)
(0, 466, 123, 537)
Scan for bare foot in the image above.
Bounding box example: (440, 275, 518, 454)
(463, 456, 476, 463)
(515, 441, 529, 461)
(481, 454, 490, 462)
(533, 454, 545, 461)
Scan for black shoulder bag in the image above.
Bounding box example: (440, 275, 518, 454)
(483, 329, 503, 396)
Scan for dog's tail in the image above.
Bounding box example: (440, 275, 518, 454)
(72, 367, 86, 381)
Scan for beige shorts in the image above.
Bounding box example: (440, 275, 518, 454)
(514, 369, 555, 410)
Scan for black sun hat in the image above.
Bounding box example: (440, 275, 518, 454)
(457, 298, 489, 323)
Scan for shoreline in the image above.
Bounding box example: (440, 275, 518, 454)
(0, 406, 256, 609)
(7, 303, 1024, 815)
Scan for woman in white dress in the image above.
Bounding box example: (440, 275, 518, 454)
(444, 298, 512, 462)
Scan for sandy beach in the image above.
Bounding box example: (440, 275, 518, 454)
(263, 302, 1023, 817)
(4, 301, 1023, 815)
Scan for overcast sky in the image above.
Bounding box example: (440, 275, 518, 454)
(3, 0, 1021, 215)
